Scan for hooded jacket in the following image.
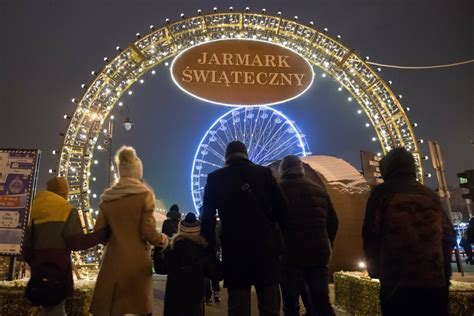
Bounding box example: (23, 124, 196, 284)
(162, 205, 181, 237)
(362, 148, 455, 288)
(279, 169, 338, 267)
(24, 191, 106, 297)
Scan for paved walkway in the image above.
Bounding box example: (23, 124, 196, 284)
(152, 276, 349, 315)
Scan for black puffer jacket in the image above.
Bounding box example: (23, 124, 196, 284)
(279, 172, 338, 266)
(362, 148, 455, 288)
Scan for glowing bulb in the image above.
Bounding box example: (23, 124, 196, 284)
(93, 160, 98, 165)
(348, 97, 352, 102)
(118, 102, 123, 107)
(128, 90, 133, 95)
(151, 70, 156, 75)
(357, 109, 362, 114)
(110, 115, 115, 120)
(358, 261, 366, 269)
(372, 137, 377, 142)
(338, 87, 343, 92)
(365, 123, 370, 127)
(139, 79, 144, 84)
(321, 73, 326, 78)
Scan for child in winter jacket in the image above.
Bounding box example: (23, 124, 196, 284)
(154, 212, 218, 316)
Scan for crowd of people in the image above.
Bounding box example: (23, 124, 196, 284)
(23, 143, 455, 316)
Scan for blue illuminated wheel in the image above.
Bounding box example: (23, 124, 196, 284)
(191, 106, 311, 212)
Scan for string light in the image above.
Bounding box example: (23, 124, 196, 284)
(56, 12, 426, 267)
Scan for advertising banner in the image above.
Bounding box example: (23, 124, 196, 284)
(0, 149, 40, 255)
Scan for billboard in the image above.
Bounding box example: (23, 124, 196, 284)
(171, 39, 314, 106)
(0, 149, 40, 255)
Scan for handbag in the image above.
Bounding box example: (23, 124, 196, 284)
(26, 263, 67, 306)
(25, 220, 67, 306)
(239, 173, 287, 254)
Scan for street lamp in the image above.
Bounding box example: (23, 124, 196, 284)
(123, 104, 133, 131)
(123, 117, 133, 131)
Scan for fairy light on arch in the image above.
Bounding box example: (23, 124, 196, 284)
(55, 8, 425, 227)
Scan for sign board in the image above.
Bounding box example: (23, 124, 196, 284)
(171, 39, 314, 106)
(360, 150, 383, 186)
(0, 149, 40, 255)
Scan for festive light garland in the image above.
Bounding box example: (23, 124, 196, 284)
(53, 8, 427, 265)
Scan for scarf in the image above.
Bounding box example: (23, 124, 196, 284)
(101, 177, 153, 202)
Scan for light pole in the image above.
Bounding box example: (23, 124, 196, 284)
(99, 105, 133, 185)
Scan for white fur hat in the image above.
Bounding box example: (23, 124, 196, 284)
(115, 146, 143, 179)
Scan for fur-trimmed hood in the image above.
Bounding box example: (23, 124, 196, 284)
(170, 232, 208, 249)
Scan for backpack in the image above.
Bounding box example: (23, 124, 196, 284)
(25, 262, 67, 306)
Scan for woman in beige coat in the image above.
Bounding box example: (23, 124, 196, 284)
(90, 146, 169, 316)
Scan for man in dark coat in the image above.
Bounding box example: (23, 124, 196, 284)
(278, 155, 338, 316)
(202, 141, 288, 316)
(162, 204, 181, 237)
(362, 147, 455, 316)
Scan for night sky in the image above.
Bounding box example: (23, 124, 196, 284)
(1, 0, 473, 213)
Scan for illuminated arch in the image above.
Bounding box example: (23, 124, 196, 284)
(57, 10, 423, 223)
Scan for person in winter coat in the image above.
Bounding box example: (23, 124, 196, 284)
(202, 141, 288, 316)
(154, 212, 216, 316)
(278, 155, 338, 316)
(90, 146, 169, 316)
(463, 217, 474, 264)
(162, 204, 181, 237)
(362, 147, 455, 316)
(23, 176, 108, 316)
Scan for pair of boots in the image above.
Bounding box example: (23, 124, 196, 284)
(205, 292, 221, 305)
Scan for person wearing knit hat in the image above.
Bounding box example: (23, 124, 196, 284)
(278, 155, 338, 316)
(202, 141, 288, 315)
(25, 177, 108, 315)
(177, 212, 202, 236)
(90, 146, 169, 316)
(154, 212, 217, 316)
(46, 176, 69, 200)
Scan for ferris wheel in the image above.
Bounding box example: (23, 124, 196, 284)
(191, 106, 311, 212)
